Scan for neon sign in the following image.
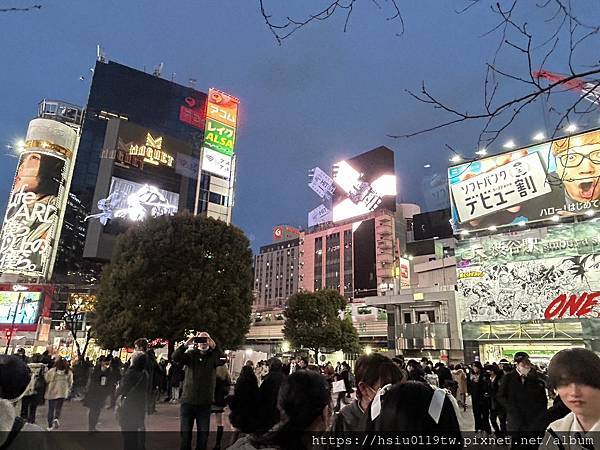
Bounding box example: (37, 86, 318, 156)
(129, 133, 174, 167)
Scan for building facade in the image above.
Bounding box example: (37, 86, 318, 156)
(54, 59, 238, 278)
(253, 233, 300, 310)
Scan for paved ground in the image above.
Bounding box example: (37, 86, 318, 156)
(32, 395, 476, 432)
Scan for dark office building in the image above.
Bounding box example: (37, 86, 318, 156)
(53, 59, 236, 279)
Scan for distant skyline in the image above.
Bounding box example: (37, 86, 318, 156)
(1, 1, 598, 251)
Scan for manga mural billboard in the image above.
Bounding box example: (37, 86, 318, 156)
(449, 129, 600, 232)
(456, 221, 600, 322)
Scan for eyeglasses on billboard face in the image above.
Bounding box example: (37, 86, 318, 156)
(558, 150, 600, 168)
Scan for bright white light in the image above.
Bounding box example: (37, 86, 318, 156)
(460, 230, 469, 236)
(488, 225, 497, 231)
(475, 149, 487, 156)
(352, 221, 363, 232)
(517, 221, 527, 227)
(281, 341, 290, 353)
(364, 346, 373, 355)
(450, 155, 462, 163)
(371, 174, 397, 196)
(551, 215, 560, 222)
(332, 160, 361, 193)
(565, 124, 578, 133)
(333, 198, 370, 223)
(533, 132, 545, 141)
(423, 164, 431, 168)
(245, 349, 253, 356)
(585, 210, 596, 217)
(503, 140, 516, 149)
(408, 255, 414, 261)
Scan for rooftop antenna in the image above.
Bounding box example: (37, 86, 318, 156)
(152, 62, 164, 78)
(96, 44, 107, 63)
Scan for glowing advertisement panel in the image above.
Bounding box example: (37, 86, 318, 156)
(332, 147, 396, 223)
(202, 147, 232, 180)
(86, 177, 179, 225)
(0, 119, 77, 278)
(206, 89, 239, 128)
(308, 204, 332, 227)
(202, 88, 239, 158)
(0, 291, 41, 326)
(449, 129, 600, 232)
(456, 221, 600, 322)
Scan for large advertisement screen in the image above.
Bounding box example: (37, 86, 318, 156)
(86, 177, 179, 225)
(449, 129, 600, 231)
(0, 119, 76, 278)
(456, 221, 600, 322)
(332, 147, 396, 223)
(0, 291, 42, 325)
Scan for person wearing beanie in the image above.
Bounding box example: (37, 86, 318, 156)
(0, 355, 46, 449)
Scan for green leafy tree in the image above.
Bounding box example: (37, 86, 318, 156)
(93, 214, 253, 353)
(283, 289, 360, 355)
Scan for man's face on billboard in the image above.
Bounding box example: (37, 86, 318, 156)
(14, 152, 41, 193)
(556, 142, 600, 203)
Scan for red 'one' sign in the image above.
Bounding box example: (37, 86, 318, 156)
(544, 292, 600, 320)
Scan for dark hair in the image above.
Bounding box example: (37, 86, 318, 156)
(269, 357, 283, 372)
(228, 366, 261, 433)
(134, 338, 148, 351)
(0, 355, 31, 400)
(355, 354, 403, 401)
(253, 371, 330, 450)
(20, 152, 64, 197)
(548, 348, 600, 390)
(55, 357, 70, 372)
(366, 381, 461, 447)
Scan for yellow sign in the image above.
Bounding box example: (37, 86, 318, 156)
(129, 133, 174, 167)
(458, 270, 485, 279)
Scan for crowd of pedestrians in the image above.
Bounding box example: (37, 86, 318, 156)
(1, 340, 600, 450)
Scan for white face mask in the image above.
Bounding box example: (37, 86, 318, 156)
(517, 364, 531, 376)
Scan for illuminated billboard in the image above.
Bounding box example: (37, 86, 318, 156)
(456, 221, 600, 322)
(0, 119, 77, 278)
(449, 129, 600, 231)
(332, 147, 396, 223)
(86, 177, 179, 225)
(0, 291, 42, 325)
(202, 148, 232, 180)
(203, 88, 239, 158)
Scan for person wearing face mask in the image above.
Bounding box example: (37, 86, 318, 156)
(83, 356, 113, 433)
(543, 348, 600, 450)
(331, 353, 403, 434)
(173, 331, 224, 450)
(497, 352, 547, 446)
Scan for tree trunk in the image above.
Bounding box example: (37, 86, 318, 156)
(168, 339, 175, 359)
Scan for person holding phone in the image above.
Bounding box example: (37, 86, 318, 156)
(173, 332, 224, 450)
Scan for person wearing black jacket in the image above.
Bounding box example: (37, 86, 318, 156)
(497, 352, 547, 446)
(117, 352, 149, 450)
(468, 361, 492, 433)
(84, 357, 113, 432)
(173, 332, 224, 450)
(258, 358, 286, 432)
(486, 364, 507, 436)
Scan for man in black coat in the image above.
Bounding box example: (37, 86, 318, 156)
(258, 358, 286, 432)
(497, 352, 547, 445)
(84, 357, 113, 432)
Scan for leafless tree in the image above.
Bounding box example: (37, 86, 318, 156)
(260, 0, 600, 151)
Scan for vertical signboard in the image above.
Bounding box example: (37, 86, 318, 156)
(201, 89, 239, 180)
(0, 119, 77, 278)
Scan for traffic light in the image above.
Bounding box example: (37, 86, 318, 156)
(4, 329, 12, 341)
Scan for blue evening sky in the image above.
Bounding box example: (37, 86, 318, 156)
(1, 1, 598, 250)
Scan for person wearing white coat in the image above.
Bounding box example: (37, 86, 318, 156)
(44, 357, 73, 430)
